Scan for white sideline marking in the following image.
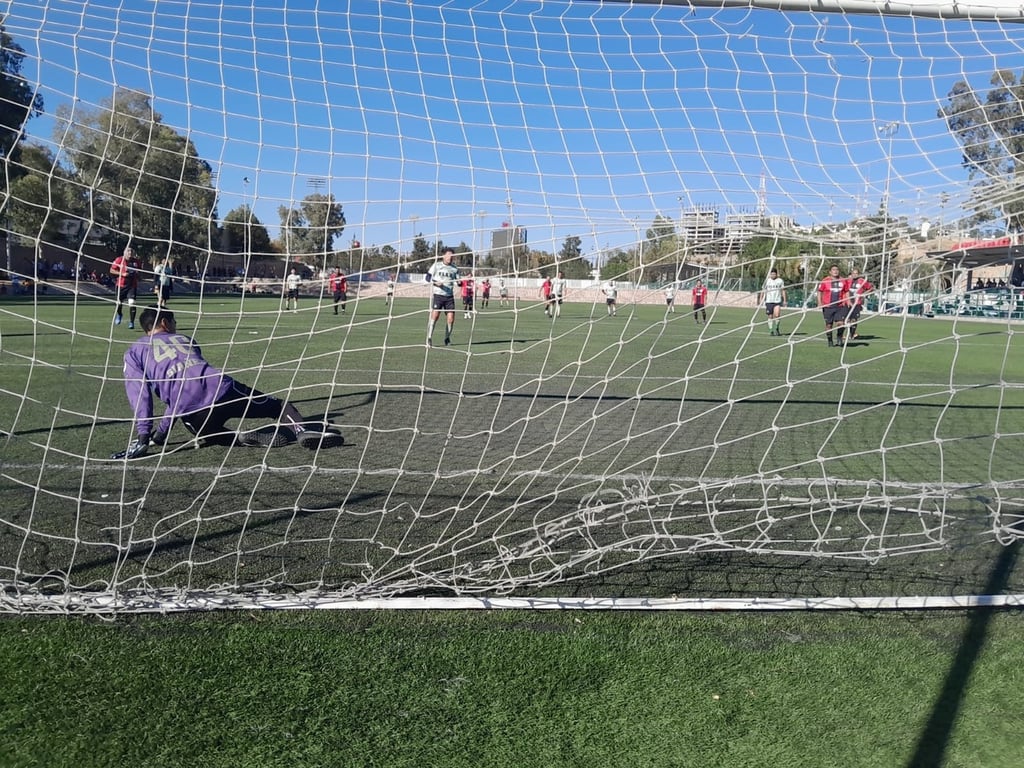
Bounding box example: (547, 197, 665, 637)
(3, 460, 1019, 495)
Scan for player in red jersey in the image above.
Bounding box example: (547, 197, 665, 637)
(844, 267, 873, 340)
(461, 273, 475, 318)
(539, 275, 554, 317)
(329, 269, 348, 314)
(817, 264, 850, 347)
(110, 245, 143, 329)
(691, 279, 709, 324)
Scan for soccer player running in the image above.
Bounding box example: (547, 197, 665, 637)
(111, 306, 343, 459)
(330, 268, 348, 315)
(817, 264, 850, 347)
(110, 245, 143, 329)
(759, 267, 787, 336)
(691, 278, 709, 324)
(539, 275, 554, 317)
(845, 267, 873, 340)
(426, 247, 460, 346)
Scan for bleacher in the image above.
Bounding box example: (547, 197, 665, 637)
(931, 288, 1024, 320)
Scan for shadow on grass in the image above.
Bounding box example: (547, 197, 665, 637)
(905, 540, 1020, 768)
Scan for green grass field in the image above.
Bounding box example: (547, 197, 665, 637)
(1, 289, 1023, 604)
(2, 289, 1024, 766)
(2, 608, 1024, 767)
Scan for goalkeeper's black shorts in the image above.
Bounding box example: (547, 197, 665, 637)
(179, 380, 286, 443)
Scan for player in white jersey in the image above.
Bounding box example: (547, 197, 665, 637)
(758, 268, 788, 336)
(664, 283, 676, 313)
(426, 247, 461, 346)
(603, 281, 618, 316)
(285, 268, 302, 313)
(551, 271, 567, 317)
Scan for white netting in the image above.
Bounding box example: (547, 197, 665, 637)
(1, 0, 1023, 613)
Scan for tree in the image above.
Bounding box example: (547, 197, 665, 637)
(940, 69, 1024, 233)
(5, 143, 74, 247)
(0, 20, 44, 186)
(409, 235, 434, 269)
(55, 88, 217, 262)
(557, 235, 591, 278)
(275, 193, 345, 268)
(222, 205, 272, 257)
(599, 248, 633, 281)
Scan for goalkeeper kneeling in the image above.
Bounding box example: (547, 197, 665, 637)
(112, 306, 343, 459)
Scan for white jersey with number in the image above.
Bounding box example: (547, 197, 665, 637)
(762, 276, 785, 305)
(428, 261, 460, 297)
(286, 273, 301, 291)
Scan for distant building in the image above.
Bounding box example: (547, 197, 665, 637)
(680, 206, 719, 261)
(490, 223, 527, 266)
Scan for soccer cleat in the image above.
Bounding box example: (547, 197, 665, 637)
(444, 336, 451, 346)
(114, 315, 122, 326)
(297, 427, 344, 450)
(128, 322, 135, 330)
(237, 425, 296, 448)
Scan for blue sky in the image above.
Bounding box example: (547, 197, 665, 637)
(4, 0, 1020, 255)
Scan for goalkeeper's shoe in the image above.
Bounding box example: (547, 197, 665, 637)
(296, 424, 345, 450)
(237, 425, 296, 448)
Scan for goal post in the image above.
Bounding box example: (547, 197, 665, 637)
(1, 0, 1023, 614)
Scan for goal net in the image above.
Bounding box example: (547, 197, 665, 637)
(2, 0, 1023, 613)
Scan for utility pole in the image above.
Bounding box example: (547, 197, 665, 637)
(878, 121, 900, 307)
(242, 176, 251, 265)
(307, 176, 328, 272)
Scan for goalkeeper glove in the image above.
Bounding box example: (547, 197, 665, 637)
(149, 430, 168, 447)
(111, 438, 149, 460)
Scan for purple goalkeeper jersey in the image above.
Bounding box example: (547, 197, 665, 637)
(123, 331, 234, 438)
